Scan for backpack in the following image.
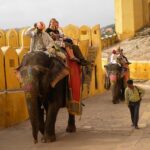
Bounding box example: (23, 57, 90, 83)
(135, 86, 142, 101)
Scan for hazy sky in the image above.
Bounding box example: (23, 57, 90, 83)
(0, 0, 114, 29)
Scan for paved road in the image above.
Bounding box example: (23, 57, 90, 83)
(1, 82, 150, 150)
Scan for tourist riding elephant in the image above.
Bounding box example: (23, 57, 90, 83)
(104, 63, 124, 104)
(16, 51, 76, 143)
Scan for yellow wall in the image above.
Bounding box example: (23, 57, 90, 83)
(19, 28, 30, 48)
(0, 48, 6, 90)
(115, 0, 150, 40)
(115, 0, 135, 40)
(0, 93, 6, 128)
(62, 24, 80, 44)
(0, 29, 6, 47)
(79, 40, 89, 58)
(0, 92, 28, 128)
(2, 23, 150, 128)
(63, 24, 104, 97)
(129, 61, 150, 80)
(142, 0, 150, 26)
(0, 24, 103, 127)
(79, 25, 91, 46)
(16, 48, 29, 64)
(91, 25, 104, 94)
(1, 46, 20, 90)
(6, 29, 19, 48)
(114, 0, 123, 34)
(133, 0, 144, 31)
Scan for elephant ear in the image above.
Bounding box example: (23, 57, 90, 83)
(14, 69, 23, 83)
(50, 67, 69, 88)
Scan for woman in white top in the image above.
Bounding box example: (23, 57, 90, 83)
(110, 49, 118, 64)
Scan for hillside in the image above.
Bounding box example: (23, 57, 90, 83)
(102, 27, 150, 61)
(101, 24, 115, 38)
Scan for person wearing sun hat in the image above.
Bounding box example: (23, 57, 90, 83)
(25, 21, 55, 53)
(110, 49, 118, 64)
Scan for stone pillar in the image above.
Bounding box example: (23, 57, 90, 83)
(79, 25, 91, 46)
(63, 24, 79, 44)
(0, 48, 6, 90)
(0, 29, 6, 47)
(90, 24, 103, 94)
(6, 29, 19, 48)
(1, 46, 20, 90)
(18, 28, 30, 49)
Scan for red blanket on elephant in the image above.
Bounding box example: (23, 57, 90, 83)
(66, 47, 82, 115)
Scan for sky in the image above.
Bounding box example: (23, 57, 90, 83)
(0, 0, 114, 29)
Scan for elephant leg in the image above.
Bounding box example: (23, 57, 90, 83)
(120, 86, 125, 101)
(42, 103, 59, 143)
(38, 106, 45, 135)
(66, 113, 76, 132)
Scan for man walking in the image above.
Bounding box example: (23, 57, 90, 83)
(125, 79, 145, 129)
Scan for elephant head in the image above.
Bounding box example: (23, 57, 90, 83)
(16, 63, 50, 143)
(104, 63, 122, 104)
(15, 51, 72, 143)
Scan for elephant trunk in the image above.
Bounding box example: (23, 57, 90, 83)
(26, 93, 40, 143)
(110, 73, 120, 104)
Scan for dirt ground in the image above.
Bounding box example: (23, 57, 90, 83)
(102, 27, 150, 61)
(1, 28, 150, 149)
(1, 81, 150, 150)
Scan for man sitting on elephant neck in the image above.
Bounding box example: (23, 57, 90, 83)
(105, 49, 121, 76)
(25, 21, 66, 60)
(23, 21, 68, 88)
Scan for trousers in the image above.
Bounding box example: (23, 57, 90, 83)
(128, 100, 140, 127)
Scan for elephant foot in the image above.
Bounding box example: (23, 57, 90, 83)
(66, 125, 76, 133)
(120, 98, 125, 101)
(34, 139, 38, 144)
(112, 100, 119, 104)
(41, 135, 56, 143)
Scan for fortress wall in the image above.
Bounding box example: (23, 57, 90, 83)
(0, 24, 103, 127)
(115, 0, 150, 40)
(133, 0, 144, 31)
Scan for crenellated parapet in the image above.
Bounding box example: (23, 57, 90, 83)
(0, 24, 103, 128)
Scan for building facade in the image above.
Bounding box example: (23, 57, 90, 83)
(115, 0, 150, 40)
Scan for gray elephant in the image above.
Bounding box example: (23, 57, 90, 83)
(104, 63, 124, 104)
(16, 51, 76, 143)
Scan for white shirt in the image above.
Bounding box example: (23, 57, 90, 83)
(110, 54, 117, 64)
(25, 27, 55, 52)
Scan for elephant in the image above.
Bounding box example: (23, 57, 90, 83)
(104, 63, 128, 104)
(16, 51, 76, 143)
